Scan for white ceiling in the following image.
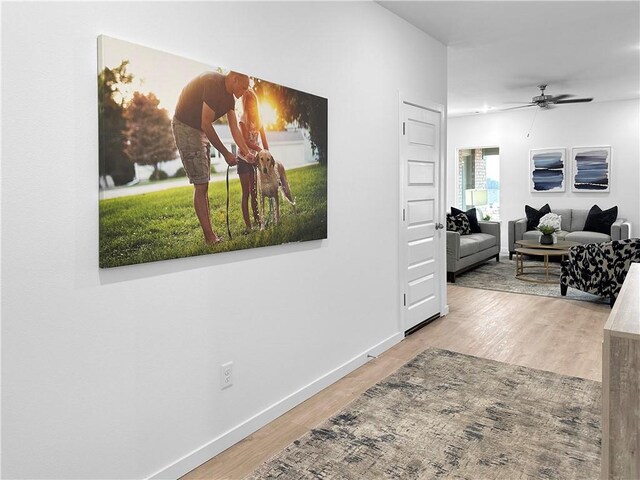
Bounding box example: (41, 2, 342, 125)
(378, 1, 640, 116)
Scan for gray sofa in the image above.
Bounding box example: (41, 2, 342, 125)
(508, 208, 629, 259)
(447, 221, 500, 282)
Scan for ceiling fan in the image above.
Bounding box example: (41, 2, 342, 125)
(503, 84, 594, 111)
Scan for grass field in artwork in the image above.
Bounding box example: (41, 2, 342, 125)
(99, 164, 327, 268)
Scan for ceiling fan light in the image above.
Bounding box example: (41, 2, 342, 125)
(533, 94, 553, 103)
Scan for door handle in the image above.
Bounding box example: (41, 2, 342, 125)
(435, 223, 444, 230)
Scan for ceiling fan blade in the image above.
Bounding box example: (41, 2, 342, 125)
(549, 94, 573, 102)
(555, 98, 593, 104)
(499, 104, 536, 111)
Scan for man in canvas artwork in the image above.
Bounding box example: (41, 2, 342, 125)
(172, 71, 255, 245)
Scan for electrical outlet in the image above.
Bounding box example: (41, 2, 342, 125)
(220, 362, 233, 390)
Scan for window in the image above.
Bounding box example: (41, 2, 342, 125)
(457, 147, 500, 221)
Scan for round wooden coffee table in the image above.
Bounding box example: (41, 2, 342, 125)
(516, 240, 581, 250)
(514, 240, 580, 284)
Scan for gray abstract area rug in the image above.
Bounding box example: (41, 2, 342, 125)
(451, 256, 607, 304)
(246, 349, 601, 479)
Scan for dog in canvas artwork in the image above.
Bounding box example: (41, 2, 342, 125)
(255, 149, 296, 226)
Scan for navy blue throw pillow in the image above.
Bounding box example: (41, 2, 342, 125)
(451, 207, 481, 233)
(525, 204, 551, 231)
(584, 205, 618, 235)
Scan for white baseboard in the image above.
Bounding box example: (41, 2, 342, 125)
(147, 332, 404, 480)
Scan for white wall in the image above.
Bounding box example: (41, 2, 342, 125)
(1, 2, 446, 479)
(447, 100, 640, 250)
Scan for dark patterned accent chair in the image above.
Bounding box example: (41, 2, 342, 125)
(560, 238, 640, 307)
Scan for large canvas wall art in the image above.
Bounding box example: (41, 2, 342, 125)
(529, 148, 566, 192)
(98, 36, 328, 268)
(571, 146, 611, 192)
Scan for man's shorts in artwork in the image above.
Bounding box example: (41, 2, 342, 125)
(172, 117, 211, 185)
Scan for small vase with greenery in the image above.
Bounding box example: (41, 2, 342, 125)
(537, 213, 561, 244)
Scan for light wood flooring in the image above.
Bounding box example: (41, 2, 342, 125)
(182, 285, 611, 480)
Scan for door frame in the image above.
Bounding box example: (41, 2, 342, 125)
(398, 92, 448, 334)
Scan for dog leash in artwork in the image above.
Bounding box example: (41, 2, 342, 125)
(226, 165, 232, 240)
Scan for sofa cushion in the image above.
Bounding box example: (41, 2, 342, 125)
(565, 231, 611, 244)
(522, 230, 541, 241)
(570, 209, 589, 232)
(471, 233, 497, 251)
(584, 204, 618, 235)
(459, 237, 480, 258)
(553, 208, 572, 232)
(447, 213, 471, 235)
(451, 207, 481, 233)
(525, 204, 551, 231)
(459, 233, 496, 258)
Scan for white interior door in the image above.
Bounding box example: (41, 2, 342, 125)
(400, 101, 442, 332)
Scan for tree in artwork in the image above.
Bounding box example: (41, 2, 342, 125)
(98, 60, 136, 186)
(123, 91, 177, 179)
(253, 79, 328, 165)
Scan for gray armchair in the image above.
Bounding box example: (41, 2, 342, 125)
(447, 221, 501, 282)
